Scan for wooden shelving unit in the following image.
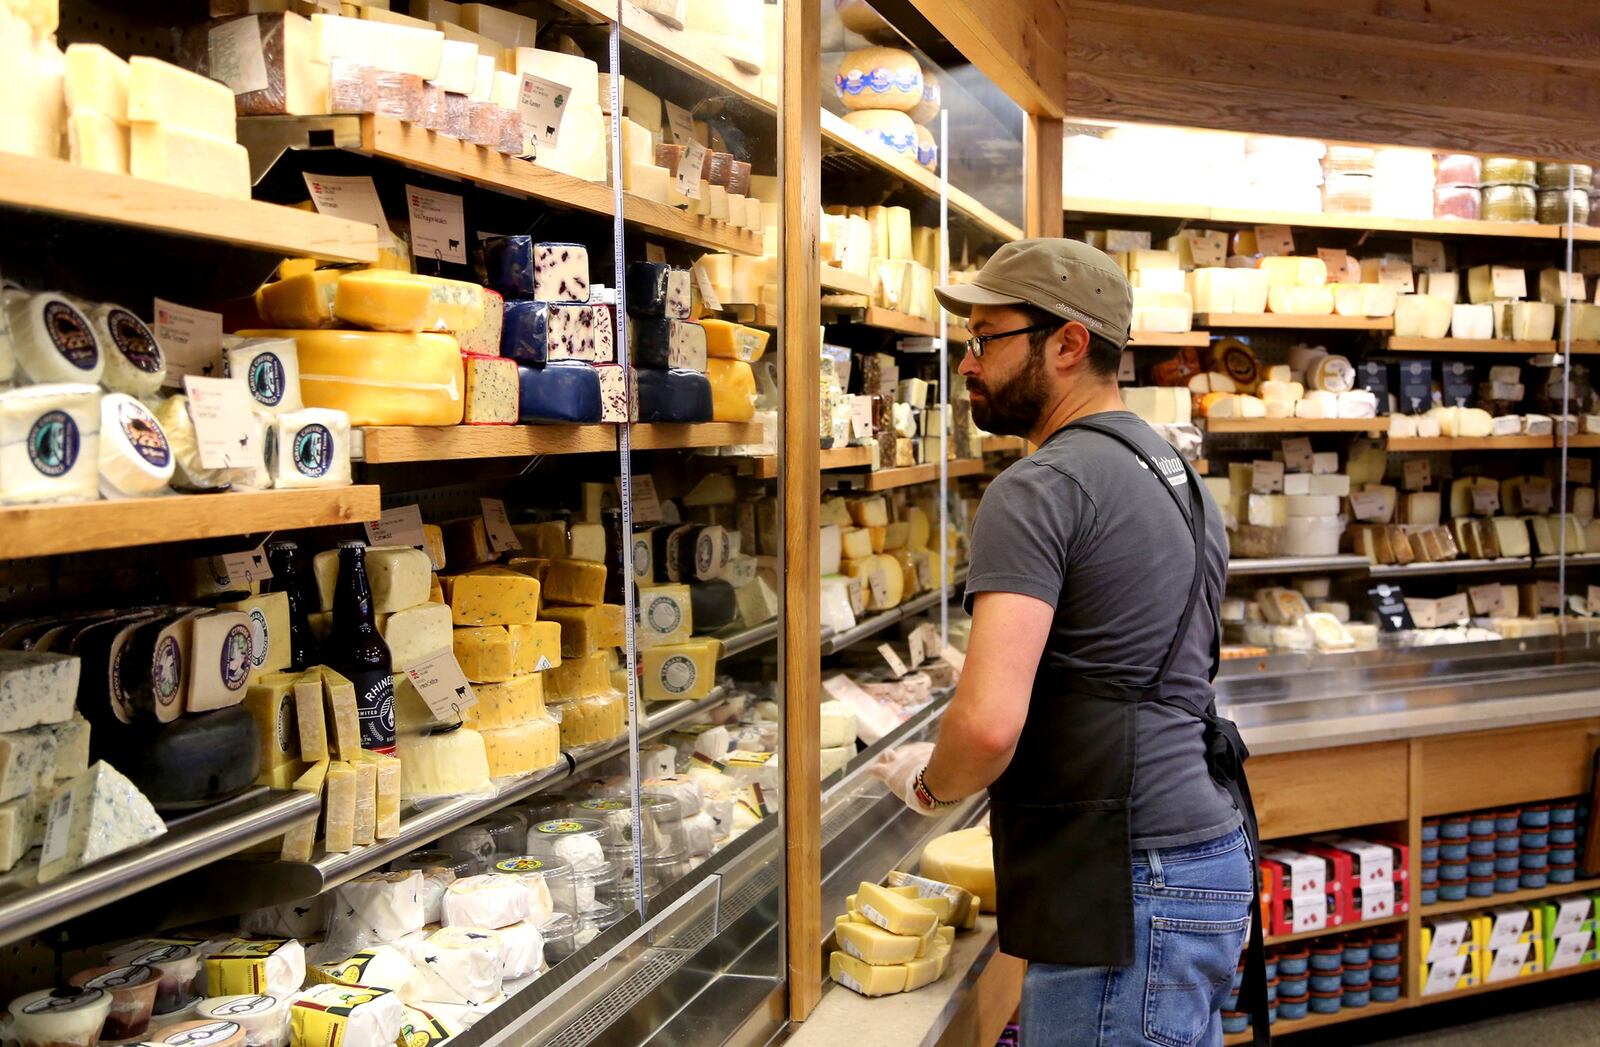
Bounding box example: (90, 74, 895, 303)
(1264, 913, 1407, 947)
(0, 487, 381, 559)
(1221, 999, 1407, 1045)
(1389, 337, 1560, 354)
(820, 265, 872, 296)
(630, 421, 765, 451)
(1205, 418, 1390, 434)
(360, 425, 618, 464)
(1420, 876, 1600, 917)
(742, 445, 873, 479)
(826, 307, 940, 338)
(1389, 436, 1554, 451)
(1128, 330, 1211, 347)
(832, 458, 987, 491)
(1196, 313, 1395, 331)
(0, 153, 377, 262)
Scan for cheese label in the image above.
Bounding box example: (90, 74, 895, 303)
(1281, 438, 1313, 472)
(104, 308, 164, 374)
(406, 186, 467, 265)
(1468, 584, 1502, 615)
(877, 643, 908, 678)
(1412, 239, 1447, 272)
(221, 622, 253, 690)
(154, 299, 224, 386)
(41, 300, 100, 372)
(184, 375, 257, 469)
(1471, 485, 1500, 513)
(246, 352, 288, 407)
(365, 505, 427, 549)
(1254, 224, 1294, 256)
(162, 1021, 241, 1047)
(302, 173, 387, 229)
(632, 537, 652, 579)
(495, 857, 552, 873)
(114, 398, 171, 468)
(1403, 459, 1430, 490)
(1316, 248, 1349, 280)
(536, 820, 584, 834)
(517, 72, 570, 151)
(290, 422, 335, 478)
(27, 410, 81, 477)
(1491, 266, 1527, 299)
(403, 650, 478, 720)
(479, 498, 522, 553)
(153, 635, 183, 710)
(659, 654, 699, 694)
(645, 594, 684, 633)
(1249, 460, 1284, 493)
(40, 789, 73, 866)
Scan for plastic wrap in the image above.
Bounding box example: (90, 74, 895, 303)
(1537, 162, 1593, 190)
(1482, 184, 1536, 223)
(1480, 157, 1537, 187)
(329, 59, 375, 114)
(1434, 153, 1481, 187)
(1321, 172, 1374, 213)
(549, 691, 626, 748)
(1536, 188, 1589, 225)
(1321, 146, 1375, 174)
(373, 72, 423, 122)
(178, 15, 316, 118)
(1433, 185, 1481, 221)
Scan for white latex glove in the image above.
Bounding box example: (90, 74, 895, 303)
(870, 742, 938, 816)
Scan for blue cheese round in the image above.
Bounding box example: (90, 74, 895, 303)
(91, 303, 166, 397)
(98, 392, 175, 498)
(0, 382, 102, 504)
(7, 292, 105, 385)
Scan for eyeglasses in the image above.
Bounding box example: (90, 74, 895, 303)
(962, 321, 1061, 359)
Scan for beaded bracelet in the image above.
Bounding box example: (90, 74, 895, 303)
(913, 766, 959, 809)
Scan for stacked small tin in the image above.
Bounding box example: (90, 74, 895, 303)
(1224, 929, 1404, 1033)
(1424, 796, 1590, 903)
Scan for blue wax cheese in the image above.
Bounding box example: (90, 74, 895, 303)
(626, 261, 671, 317)
(38, 760, 166, 883)
(501, 300, 551, 365)
(517, 361, 603, 424)
(637, 368, 713, 423)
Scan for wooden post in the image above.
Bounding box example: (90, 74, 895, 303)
(781, 0, 824, 1021)
(1025, 113, 1064, 239)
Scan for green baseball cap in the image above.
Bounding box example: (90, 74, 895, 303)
(935, 237, 1133, 348)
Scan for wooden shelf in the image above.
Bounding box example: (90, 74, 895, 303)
(1264, 913, 1406, 947)
(1387, 337, 1563, 354)
(982, 435, 1029, 454)
(0, 152, 377, 262)
(559, 0, 771, 111)
(1128, 330, 1211, 347)
(1205, 418, 1390, 434)
(0, 486, 381, 559)
(820, 266, 872, 296)
(1067, 196, 1600, 242)
(833, 458, 987, 491)
(1389, 436, 1554, 451)
(629, 421, 765, 450)
(825, 306, 939, 338)
(360, 424, 617, 463)
(359, 118, 760, 256)
(1420, 959, 1600, 1005)
(742, 445, 874, 479)
(1222, 999, 1406, 1045)
(1566, 435, 1600, 448)
(1420, 876, 1600, 917)
(1196, 313, 1395, 331)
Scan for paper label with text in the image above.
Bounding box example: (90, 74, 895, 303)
(183, 375, 257, 469)
(406, 185, 467, 264)
(365, 505, 427, 549)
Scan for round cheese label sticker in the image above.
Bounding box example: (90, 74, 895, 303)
(44, 300, 100, 371)
(117, 398, 171, 468)
(247, 353, 286, 407)
(494, 856, 548, 873)
(293, 423, 334, 478)
(661, 654, 697, 694)
(161, 1021, 242, 1047)
(21, 988, 107, 1014)
(106, 308, 163, 373)
(247, 608, 269, 668)
(203, 996, 276, 1018)
(27, 410, 79, 477)
(221, 622, 253, 690)
(536, 820, 584, 835)
(645, 594, 682, 633)
(153, 635, 183, 709)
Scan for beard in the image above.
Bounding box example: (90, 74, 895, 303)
(969, 342, 1049, 437)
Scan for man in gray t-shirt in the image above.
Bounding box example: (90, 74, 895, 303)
(872, 239, 1263, 1047)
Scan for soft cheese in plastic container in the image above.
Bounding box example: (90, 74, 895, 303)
(524, 818, 614, 872)
(571, 794, 687, 860)
(3, 988, 112, 1047)
(68, 965, 160, 1041)
(492, 855, 573, 924)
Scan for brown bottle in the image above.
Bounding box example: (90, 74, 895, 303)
(327, 540, 395, 754)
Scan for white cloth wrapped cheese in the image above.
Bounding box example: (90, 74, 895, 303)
(401, 928, 503, 1007)
(492, 920, 544, 980)
(441, 874, 530, 930)
(334, 871, 426, 945)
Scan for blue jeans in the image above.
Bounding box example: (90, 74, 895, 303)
(1020, 827, 1253, 1047)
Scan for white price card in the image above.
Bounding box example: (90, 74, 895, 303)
(1349, 489, 1390, 521)
(209, 16, 269, 96)
(1437, 592, 1470, 624)
(182, 375, 257, 470)
(365, 504, 427, 549)
(303, 173, 387, 229)
(40, 790, 73, 867)
(1250, 460, 1284, 494)
(1117, 349, 1136, 383)
(850, 396, 874, 440)
(1104, 229, 1150, 253)
(1403, 459, 1431, 490)
(1281, 438, 1313, 472)
(1316, 248, 1349, 281)
(615, 475, 664, 523)
(693, 261, 723, 312)
(154, 299, 224, 386)
(406, 185, 467, 264)
(877, 643, 908, 679)
(405, 650, 479, 720)
(867, 568, 890, 609)
(1558, 270, 1587, 301)
(1491, 265, 1528, 299)
(1569, 458, 1593, 484)
(518, 72, 571, 152)
(1469, 583, 1505, 616)
(1538, 580, 1563, 609)
(1411, 238, 1447, 272)
(907, 629, 926, 669)
(1254, 224, 1295, 256)
(677, 140, 707, 201)
(1522, 482, 1553, 513)
(1185, 230, 1227, 267)
(219, 546, 273, 587)
(664, 100, 697, 146)
(1377, 258, 1415, 292)
(1471, 484, 1501, 514)
(479, 497, 522, 553)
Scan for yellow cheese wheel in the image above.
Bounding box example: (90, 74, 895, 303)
(842, 109, 918, 161)
(237, 328, 465, 426)
(834, 45, 923, 112)
(920, 826, 996, 912)
(909, 67, 940, 124)
(914, 125, 937, 172)
(834, 0, 898, 42)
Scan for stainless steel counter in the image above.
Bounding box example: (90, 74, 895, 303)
(1219, 635, 1600, 755)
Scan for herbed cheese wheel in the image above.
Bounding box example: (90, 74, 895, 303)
(842, 109, 917, 160)
(834, 46, 924, 112)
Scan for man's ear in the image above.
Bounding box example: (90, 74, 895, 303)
(1055, 321, 1091, 372)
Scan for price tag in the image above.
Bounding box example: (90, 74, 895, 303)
(40, 789, 73, 867)
(1402, 459, 1431, 490)
(219, 545, 273, 587)
(1281, 438, 1313, 472)
(1491, 265, 1528, 299)
(877, 642, 908, 679)
(1377, 258, 1415, 293)
(1350, 489, 1390, 521)
(208, 16, 269, 95)
(303, 172, 386, 229)
(405, 650, 479, 719)
(1471, 484, 1501, 514)
(1569, 458, 1593, 484)
(615, 475, 663, 523)
(1117, 350, 1135, 383)
(1412, 238, 1447, 272)
(692, 262, 723, 312)
(1538, 580, 1563, 610)
(1183, 230, 1227, 267)
(1580, 248, 1600, 276)
(1368, 583, 1415, 631)
(645, 242, 667, 264)
(868, 568, 890, 608)
(1588, 585, 1600, 614)
(365, 504, 427, 549)
(677, 140, 707, 200)
(939, 644, 966, 672)
(182, 375, 256, 469)
(1250, 460, 1284, 493)
(1424, 959, 1466, 995)
(663, 100, 697, 146)
(907, 630, 926, 669)
(1316, 248, 1350, 282)
(1254, 224, 1295, 256)
(1522, 481, 1554, 513)
(1470, 584, 1505, 616)
(405, 185, 467, 264)
(517, 72, 571, 152)
(850, 396, 873, 440)
(479, 497, 522, 553)
(1104, 229, 1150, 253)
(1436, 592, 1470, 624)
(154, 299, 224, 386)
(1557, 270, 1587, 301)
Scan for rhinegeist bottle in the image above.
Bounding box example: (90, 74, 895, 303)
(265, 539, 318, 671)
(328, 540, 396, 754)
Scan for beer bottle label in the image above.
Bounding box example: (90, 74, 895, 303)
(353, 669, 396, 753)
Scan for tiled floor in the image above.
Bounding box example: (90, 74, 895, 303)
(1288, 973, 1600, 1045)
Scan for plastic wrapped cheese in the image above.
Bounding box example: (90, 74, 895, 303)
(834, 45, 923, 111)
(441, 874, 530, 929)
(333, 871, 426, 945)
(98, 392, 173, 498)
(236, 329, 464, 426)
(842, 109, 917, 160)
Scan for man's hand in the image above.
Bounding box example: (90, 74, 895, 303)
(869, 742, 938, 815)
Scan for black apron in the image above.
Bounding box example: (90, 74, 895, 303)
(987, 417, 1269, 1045)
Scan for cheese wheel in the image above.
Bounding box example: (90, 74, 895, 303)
(1307, 354, 1355, 393)
(914, 124, 937, 171)
(1207, 338, 1259, 392)
(90, 304, 165, 397)
(835, 0, 897, 40)
(98, 392, 174, 498)
(0, 383, 102, 504)
(834, 46, 924, 112)
(237, 328, 465, 426)
(842, 109, 917, 160)
(909, 67, 940, 124)
(8, 292, 104, 385)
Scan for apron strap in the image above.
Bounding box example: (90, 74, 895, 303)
(1055, 418, 1271, 1045)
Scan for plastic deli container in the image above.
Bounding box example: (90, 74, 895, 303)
(1276, 948, 1310, 977)
(1549, 826, 1577, 846)
(1309, 988, 1343, 1015)
(3, 988, 113, 1047)
(1278, 976, 1309, 997)
(1342, 938, 1371, 965)
(1277, 993, 1309, 1021)
(540, 911, 582, 965)
(67, 966, 160, 1041)
(1468, 833, 1496, 856)
(1520, 871, 1549, 890)
(1342, 986, 1371, 1009)
(1468, 815, 1496, 836)
(1309, 944, 1344, 972)
(1308, 971, 1343, 993)
(1521, 805, 1552, 828)
(1494, 810, 1521, 833)
(1495, 834, 1520, 855)
(1421, 818, 1440, 843)
(1468, 875, 1496, 898)
(1494, 855, 1521, 874)
(1341, 961, 1372, 988)
(1496, 874, 1522, 893)
(1549, 862, 1578, 884)
(1439, 841, 1469, 862)
(1371, 977, 1402, 1003)
(1221, 1012, 1250, 1035)
(1550, 803, 1578, 825)
(1521, 846, 1551, 870)
(1372, 961, 1401, 981)
(1421, 887, 1438, 906)
(1438, 882, 1469, 901)
(1440, 818, 1470, 840)
(1468, 858, 1496, 878)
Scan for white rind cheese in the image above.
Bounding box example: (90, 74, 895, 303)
(225, 338, 303, 414)
(0, 383, 102, 505)
(98, 392, 174, 499)
(271, 407, 351, 489)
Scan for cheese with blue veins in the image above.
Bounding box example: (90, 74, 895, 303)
(0, 384, 101, 505)
(37, 760, 166, 883)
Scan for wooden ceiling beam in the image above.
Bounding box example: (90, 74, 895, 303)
(907, 0, 1072, 118)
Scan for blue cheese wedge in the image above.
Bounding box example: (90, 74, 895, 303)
(38, 761, 166, 883)
(0, 651, 81, 732)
